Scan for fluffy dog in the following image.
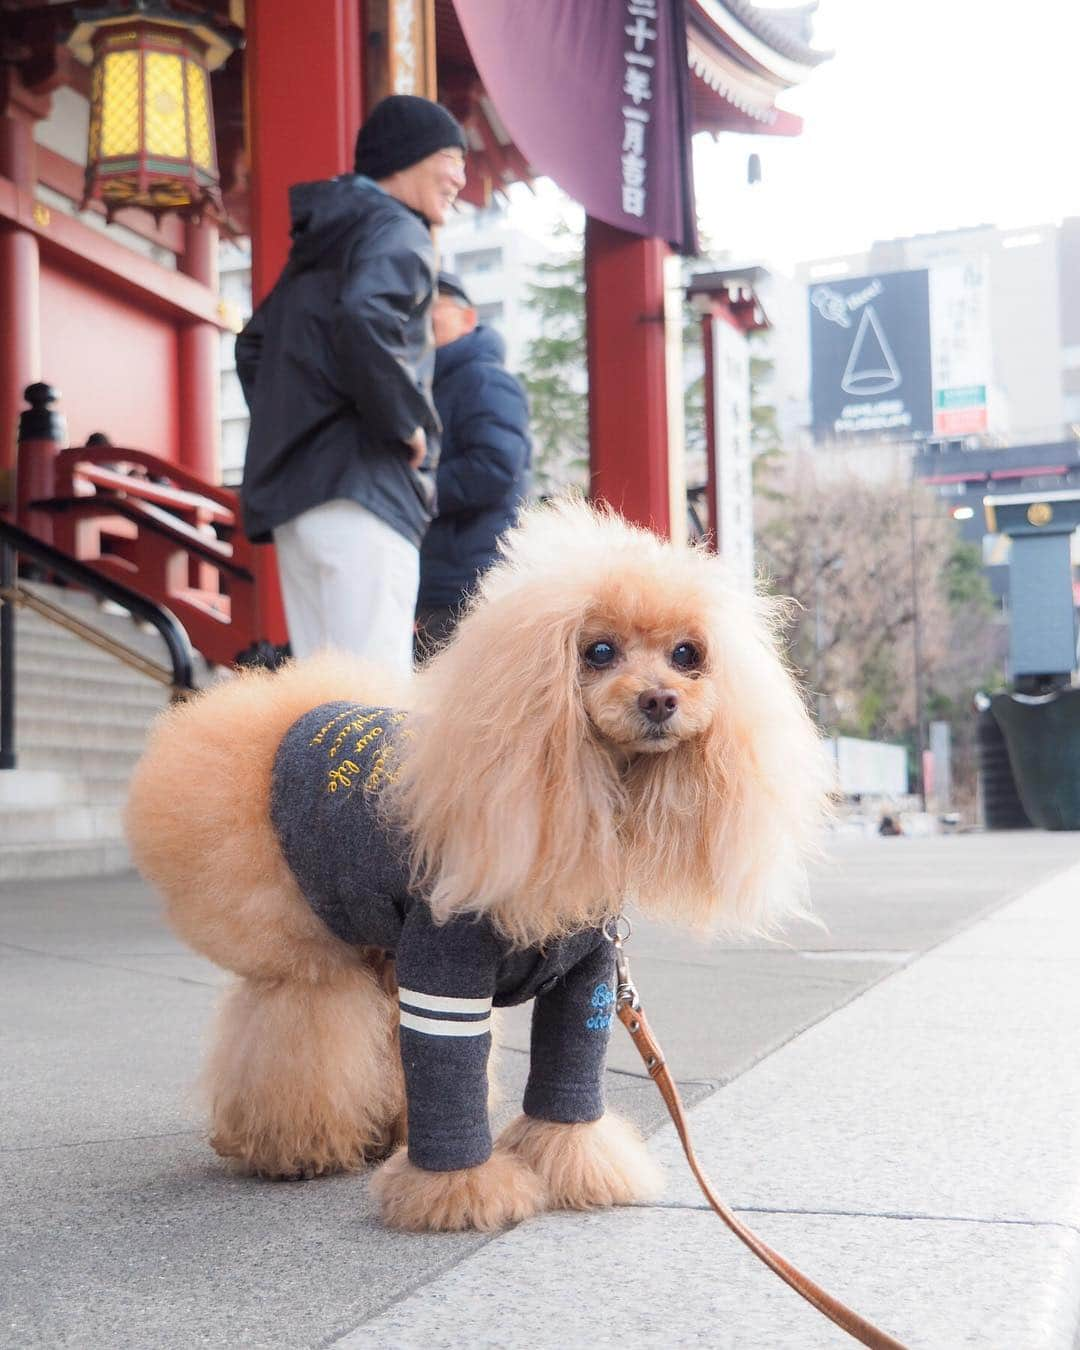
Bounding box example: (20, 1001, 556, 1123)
(125, 500, 831, 1232)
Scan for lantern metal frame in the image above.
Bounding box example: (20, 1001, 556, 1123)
(68, 1, 236, 221)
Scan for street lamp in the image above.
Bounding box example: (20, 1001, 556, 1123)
(908, 477, 927, 812)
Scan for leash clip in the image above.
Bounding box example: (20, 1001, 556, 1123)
(603, 913, 639, 1011)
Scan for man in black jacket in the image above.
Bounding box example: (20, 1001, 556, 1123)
(237, 96, 466, 676)
(415, 273, 531, 661)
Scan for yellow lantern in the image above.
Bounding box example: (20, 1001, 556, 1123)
(67, 1, 235, 220)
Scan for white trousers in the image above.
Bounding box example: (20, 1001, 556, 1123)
(273, 499, 419, 678)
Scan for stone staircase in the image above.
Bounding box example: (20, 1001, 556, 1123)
(0, 584, 206, 881)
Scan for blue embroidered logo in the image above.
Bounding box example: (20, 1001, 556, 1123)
(586, 982, 614, 1032)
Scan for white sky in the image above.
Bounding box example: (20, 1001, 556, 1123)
(691, 0, 1080, 273)
(505, 1, 1080, 274)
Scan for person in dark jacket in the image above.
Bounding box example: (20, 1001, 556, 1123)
(236, 96, 466, 676)
(414, 273, 531, 660)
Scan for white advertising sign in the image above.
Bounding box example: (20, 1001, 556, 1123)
(711, 314, 754, 585)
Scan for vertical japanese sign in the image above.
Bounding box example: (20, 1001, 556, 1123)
(453, 0, 698, 253)
(711, 314, 754, 584)
(929, 261, 991, 436)
(389, 0, 436, 97)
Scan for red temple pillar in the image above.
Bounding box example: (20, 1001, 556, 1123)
(246, 0, 363, 304)
(177, 219, 220, 482)
(584, 216, 672, 538)
(0, 80, 47, 510)
(243, 0, 364, 646)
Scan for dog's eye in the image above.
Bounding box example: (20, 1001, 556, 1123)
(583, 640, 618, 669)
(671, 642, 702, 671)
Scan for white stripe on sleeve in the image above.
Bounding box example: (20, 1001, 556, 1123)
(398, 987, 493, 1015)
(398, 1009, 493, 1038)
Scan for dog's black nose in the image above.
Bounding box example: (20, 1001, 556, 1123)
(638, 688, 679, 724)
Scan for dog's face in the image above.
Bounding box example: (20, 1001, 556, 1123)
(576, 581, 720, 757)
(400, 500, 830, 947)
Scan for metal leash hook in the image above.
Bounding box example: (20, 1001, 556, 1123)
(603, 912, 639, 1011)
(601, 911, 908, 1350)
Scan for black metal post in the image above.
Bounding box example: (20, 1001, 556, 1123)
(0, 520, 196, 697)
(909, 476, 927, 812)
(0, 541, 15, 769)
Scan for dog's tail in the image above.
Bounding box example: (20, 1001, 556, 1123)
(124, 651, 405, 980)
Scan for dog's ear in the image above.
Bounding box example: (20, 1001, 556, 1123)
(391, 580, 623, 947)
(627, 580, 833, 935)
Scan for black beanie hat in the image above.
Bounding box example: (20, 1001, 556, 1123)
(437, 271, 473, 306)
(354, 95, 467, 180)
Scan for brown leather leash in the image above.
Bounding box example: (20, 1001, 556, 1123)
(606, 920, 909, 1350)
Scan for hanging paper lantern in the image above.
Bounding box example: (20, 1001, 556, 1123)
(67, 1, 235, 221)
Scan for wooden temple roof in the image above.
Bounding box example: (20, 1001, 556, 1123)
(2, 0, 827, 223)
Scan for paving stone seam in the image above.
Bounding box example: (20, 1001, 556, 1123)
(338, 857, 1080, 1343)
(316, 1241, 500, 1348)
(633, 949, 913, 970)
(682, 851, 1080, 1093)
(0, 941, 221, 989)
(928, 953, 1080, 965)
(626, 1200, 1080, 1235)
(0, 1128, 199, 1155)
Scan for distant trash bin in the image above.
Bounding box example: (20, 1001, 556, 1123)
(989, 689, 1080, 830)
(975, 704, 1032, 830)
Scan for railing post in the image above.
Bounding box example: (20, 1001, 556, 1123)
(0, 539, 15, 768)
(16, 382, 66, 548)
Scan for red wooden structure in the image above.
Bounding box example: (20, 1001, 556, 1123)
(1, 0, 825, 665)
(689, 267, 771, 564)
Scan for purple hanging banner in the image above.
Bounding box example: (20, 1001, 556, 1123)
(453, 0, 698, 254)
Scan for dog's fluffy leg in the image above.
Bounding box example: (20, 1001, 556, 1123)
(371, 1148, 547, 1232)
(497, 1113, 664, 1210)
(205, 964, 404, 1179)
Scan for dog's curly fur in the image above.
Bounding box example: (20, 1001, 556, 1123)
(125, 499, 832, 1231)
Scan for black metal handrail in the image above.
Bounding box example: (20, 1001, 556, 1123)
(0, 519, 196, 769)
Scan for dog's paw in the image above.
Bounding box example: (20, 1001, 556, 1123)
(498, 1112, 664, 1210)
(371, 1147, 547, 1232)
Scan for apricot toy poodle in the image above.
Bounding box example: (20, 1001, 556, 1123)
(125, 499, 832, 1233)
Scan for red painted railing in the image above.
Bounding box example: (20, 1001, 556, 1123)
(14, 385, 286, 667)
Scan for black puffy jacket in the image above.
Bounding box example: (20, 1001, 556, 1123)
(237, 175, 440, 546)
(417, 325, 531, 609)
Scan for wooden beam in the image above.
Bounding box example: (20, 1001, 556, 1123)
(0, 181, 228, 328)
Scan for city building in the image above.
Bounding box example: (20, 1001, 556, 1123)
(776, 220, 1080, 627)
(796, 219, 1080, 453)
(218, 239, 252, 486)
(439, 200, 562, 376)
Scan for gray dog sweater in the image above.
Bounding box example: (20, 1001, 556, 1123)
(270, 701, 615, 1172)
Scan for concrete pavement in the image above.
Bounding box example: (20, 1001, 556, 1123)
(3, 833, 1080, 1348)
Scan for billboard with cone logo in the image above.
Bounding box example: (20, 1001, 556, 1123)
(809, 269, 934, 442)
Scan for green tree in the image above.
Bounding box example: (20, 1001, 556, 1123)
(517, 228, 588, 495)
(748, 344, 784, 499)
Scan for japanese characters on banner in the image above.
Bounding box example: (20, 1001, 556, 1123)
(452, 0, 698, 254)
(621, 2, 658, 220)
